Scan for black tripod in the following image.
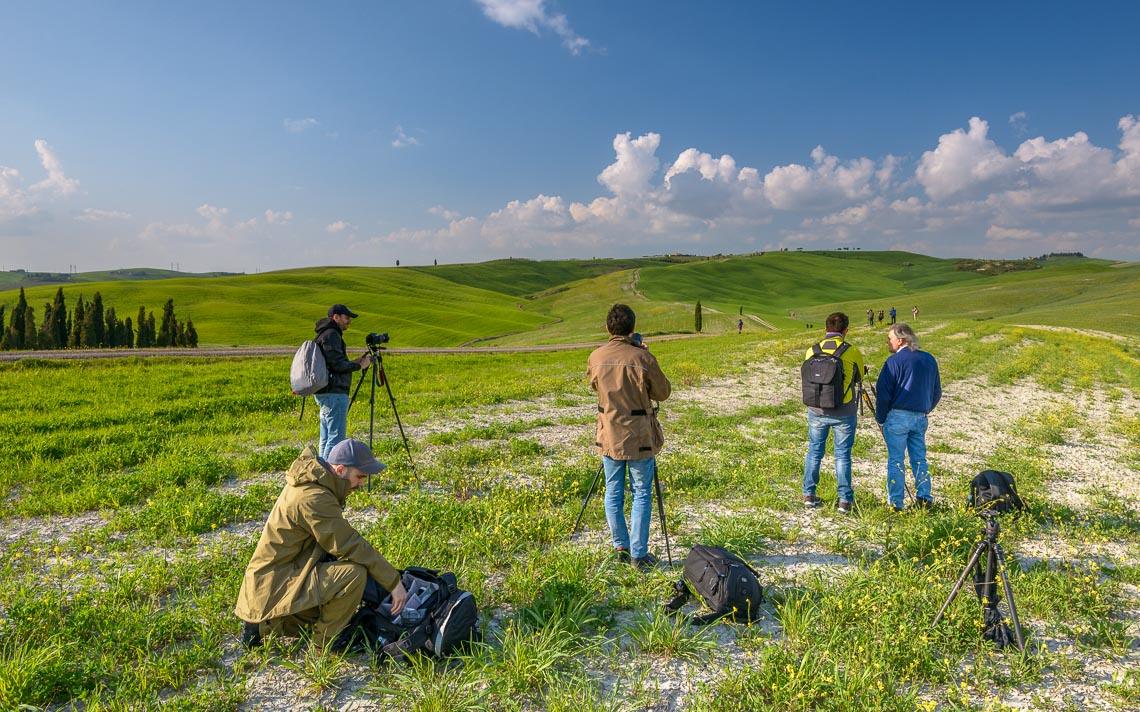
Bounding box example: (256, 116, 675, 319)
(932, 513, 1025, 651)
(571, 459, 674, 567)
(855, 378, 914, 506)
(350, 345, 418, 488)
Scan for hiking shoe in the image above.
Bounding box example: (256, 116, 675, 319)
(633, 553, 660, 571)
(802, 495, 823, 509)
(836, 500, 853, 515)
(889, 504, 904, 513)
(613, 547, 631, 564)
(911, 497, 933, 511)
(240, 621, 263, 650)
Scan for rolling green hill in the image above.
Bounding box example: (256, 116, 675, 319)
(1, 267, 552, 347)
(2, 252, 1137, 347)
(0, 267, 241, 291)
(408, 255, 696, 297)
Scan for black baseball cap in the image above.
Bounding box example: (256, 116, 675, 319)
(328, 304, 359, 318)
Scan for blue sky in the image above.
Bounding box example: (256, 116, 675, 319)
(2, 0, 1138, 273)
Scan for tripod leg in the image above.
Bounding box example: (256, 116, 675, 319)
(652, 460, 673, 567)
(933, 540, 989, 628)
(993, 544, 1026, 652)
(571, 462, 605, 536)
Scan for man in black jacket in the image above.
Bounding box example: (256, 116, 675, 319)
(313, 304, 372, 459)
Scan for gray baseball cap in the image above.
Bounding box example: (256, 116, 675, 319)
(326, 439, 387, 475)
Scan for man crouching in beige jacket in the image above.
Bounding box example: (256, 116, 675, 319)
(235, 439, 407, 651)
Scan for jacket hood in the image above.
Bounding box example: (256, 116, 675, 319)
(286, 446, 350, 503)
(315, 317, 340, 335)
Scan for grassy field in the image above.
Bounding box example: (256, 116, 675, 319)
(2, 321, 1139, 710)
(4, 252, 1139, 349)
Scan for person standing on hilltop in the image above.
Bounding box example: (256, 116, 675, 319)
(738, 318, 744, 334)
(588, 304, 672, 571)
(912, 305, 919, 320)
(889, 306, 897, 325)
(875, 323, 941, 512)
(877, 309, 885, 325)
(801, 312, 864, 514)
(313, 304, 372, 459)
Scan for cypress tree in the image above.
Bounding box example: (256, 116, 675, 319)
(39, 302, 55, 348)
(51, 288, 68, 348)
(136, 307, 148, 347)
(81, 302, 99, 347)
(146, 312, 156, 348)
(122, 316, 134, 348)
(104, 307, 118, 348)
(157, 299, 176, 347)
(185, 319, 198, 347)
(90, 292, 105, 347)
(22, 306, 37, 350)
(0, 306, 5, 349)
(10, 288, 28, 349)
(70, 296, 87, 348)
(694, 300, 703, 333)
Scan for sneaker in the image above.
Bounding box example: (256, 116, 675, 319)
(613, 547, 631, 564)
(836, 500, 852, 514)
(802, 495, 823, 509)
(241, 621, 263, 650)
(632, 553, 659, 571)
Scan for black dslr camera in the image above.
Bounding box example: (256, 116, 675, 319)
(366, 332, 390, 347)
(968, 470, 1025, 515)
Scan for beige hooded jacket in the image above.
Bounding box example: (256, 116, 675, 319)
(588, 335, 672, 460)
(234, 446, 401, 623)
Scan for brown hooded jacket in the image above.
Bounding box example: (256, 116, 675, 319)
(234, 446, 400, 623)
(588, 335, 671, 460)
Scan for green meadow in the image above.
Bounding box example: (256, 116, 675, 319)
(1, 253, 1140, 710)
(3, 251, 1137, 347)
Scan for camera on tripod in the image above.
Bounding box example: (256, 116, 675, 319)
(366, 332, 390, 348)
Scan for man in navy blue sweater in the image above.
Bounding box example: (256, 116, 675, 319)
(875, 323, 941, 511)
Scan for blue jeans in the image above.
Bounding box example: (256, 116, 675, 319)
(884, 409, 930, 507)
(603, 456, 654, 559)
(803, 411, 856, 503)
(314, 393, 350, 460)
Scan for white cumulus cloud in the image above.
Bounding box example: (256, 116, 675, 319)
(763, 146, 875, 210)
(265, 209, 293, 225)
(325, 220, 354, 233)
(76, 208, 131, 222)
(283, 118, 319, 133)
(916, 117, 1016, 201)
(31, 140, 79, 195)
(392, 125, 421, 148)
(475, 0, 591, 55)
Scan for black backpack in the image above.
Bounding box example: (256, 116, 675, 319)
(665, 545, 764, 625)
(801, 340, 852, 409)
(350, 567, 480, 658)
(968, 470, 1025, 514)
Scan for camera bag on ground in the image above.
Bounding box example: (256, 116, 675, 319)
(354, 566, 479, 659)
(665, 545, 764, 625)
(801, 340, 851, 409)
(968, 470, 1024, 513)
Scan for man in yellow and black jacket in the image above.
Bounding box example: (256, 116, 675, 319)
(801, 312, 864, 514)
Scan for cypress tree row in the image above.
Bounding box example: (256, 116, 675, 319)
(0, 292, 196, 350)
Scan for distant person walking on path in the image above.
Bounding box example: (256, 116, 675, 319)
(877, 309, 885, 325)
(889, 306, 897, 325)
(313, 304, 373, 459)
(875, 323, 941, 512)
(737, 319, 744, 334)
(867, 309, 875, 327)
(800, 312, 864, 515)
(588, 304, 672, 570)
(912, 305, 919, 320)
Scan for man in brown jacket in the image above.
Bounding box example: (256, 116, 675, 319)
(235, 439, 407, 651)
(587, 304, 671, 570)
